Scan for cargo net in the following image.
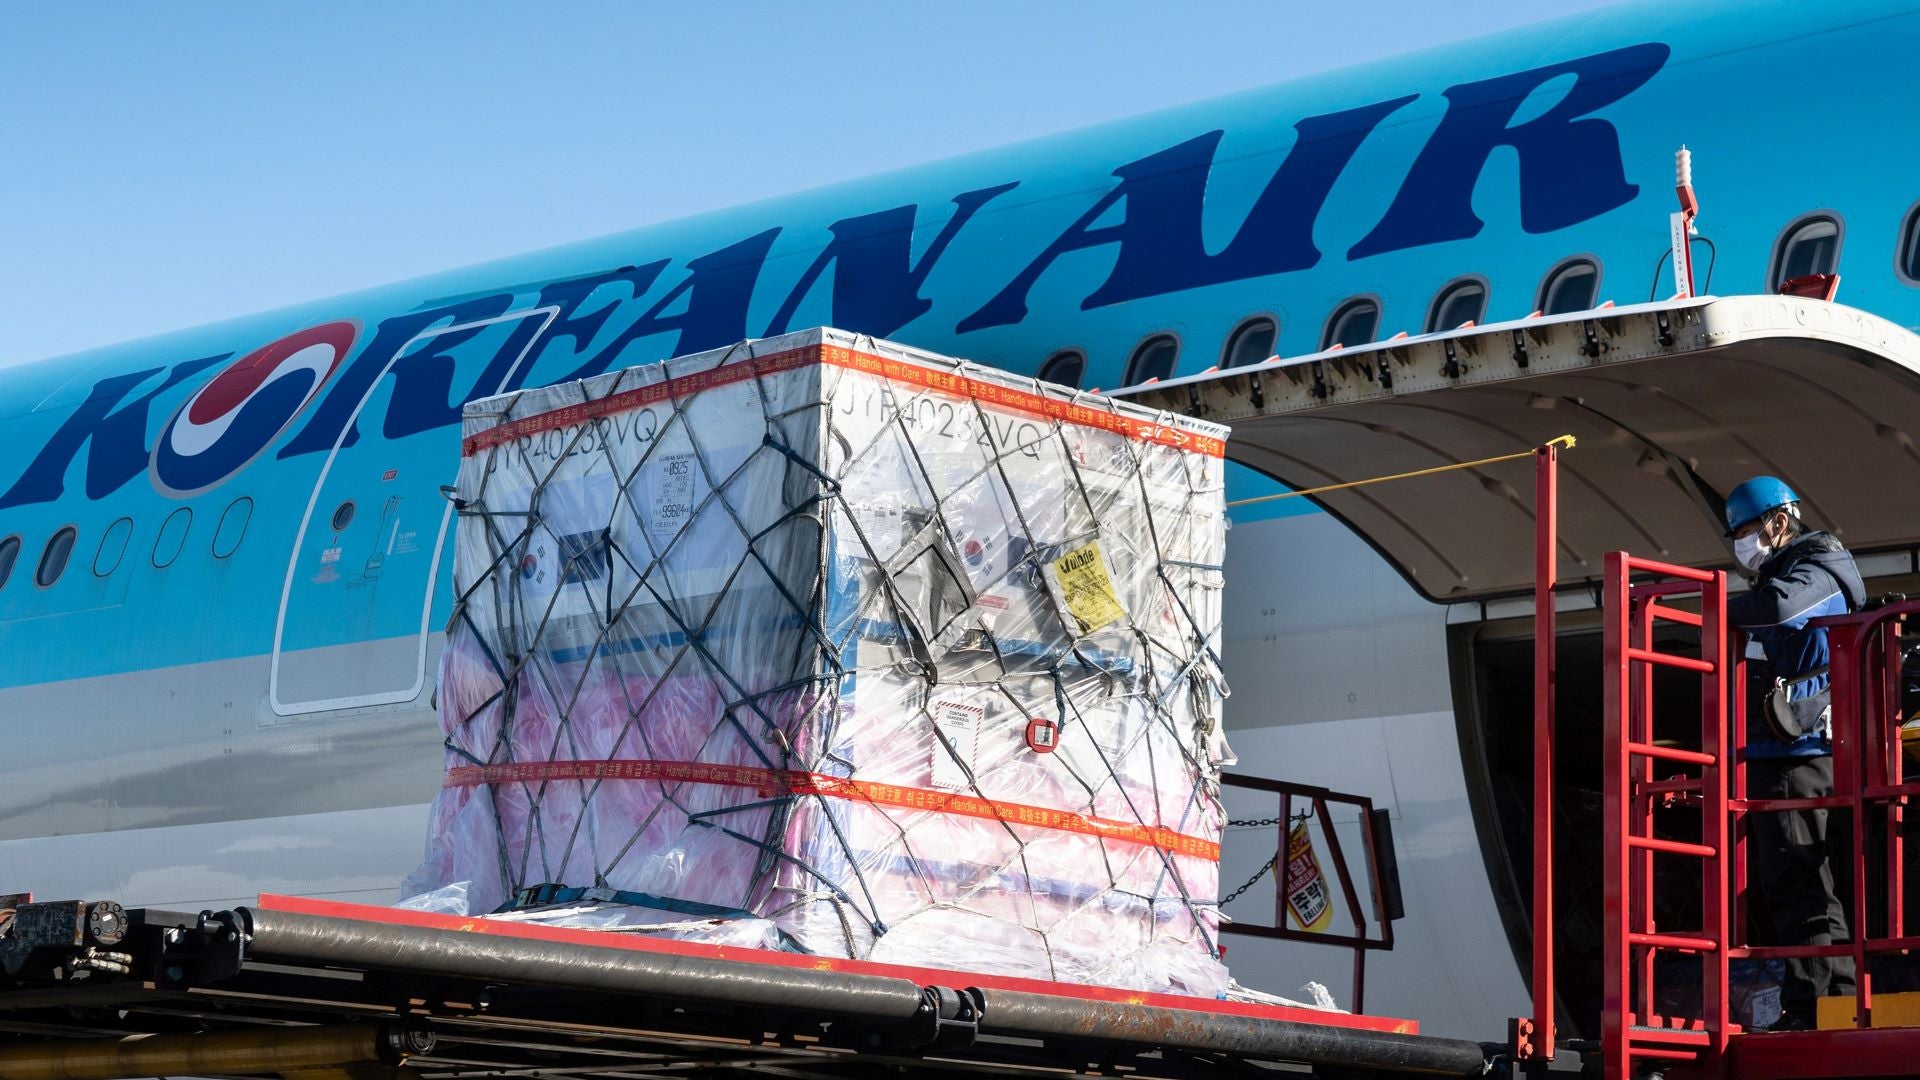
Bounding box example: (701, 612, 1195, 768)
(402, 332, 1234, 996)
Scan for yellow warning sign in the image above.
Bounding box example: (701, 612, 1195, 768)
(1284, 820, 1335, 932)
(1050, 542, 1126, 633)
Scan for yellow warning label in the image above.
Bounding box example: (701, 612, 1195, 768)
(1285, 821, 1335, 932)
(1050, 542, 1126, 633)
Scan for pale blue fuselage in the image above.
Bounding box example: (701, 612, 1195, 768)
(4, 0, 1918, 1039)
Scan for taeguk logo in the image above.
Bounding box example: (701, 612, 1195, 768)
(149, 321, 359, 498)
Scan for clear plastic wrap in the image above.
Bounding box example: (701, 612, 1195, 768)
(402, 328, 1234, 996)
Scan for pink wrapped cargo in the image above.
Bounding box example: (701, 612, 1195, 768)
(403, 328, 1235, 996)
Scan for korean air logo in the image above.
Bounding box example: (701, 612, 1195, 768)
(150, 321, 359, 497)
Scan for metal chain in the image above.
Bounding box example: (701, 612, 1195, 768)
(1220, 813, 1308, 905)
(1220, 856, 1277, 906)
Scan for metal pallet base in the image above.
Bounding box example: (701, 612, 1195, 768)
(0, 894, 1488, 1079)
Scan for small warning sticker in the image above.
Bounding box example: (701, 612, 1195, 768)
(1285, 820, 1335, 932)
(929, 698, 983, 791)
(1049, 541, 1125, 633)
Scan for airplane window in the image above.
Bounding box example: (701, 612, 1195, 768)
(0, 535, 18, 590)
(1901, 204, 1920, 284)
(331, 500, 356, 532)
(93, 517, 134, 577)
(214, 497, 254, 559)
(1772, 213, 1842, 289)
(1223, 316, 1278, 368)
(1427, 278, 1488, 332)
(1037, 349, 1086, 389)
(1124, 334, 1180, 384)
(36, 526, 77, 588)
(153, 507, 191, 569)
(1538, 258, 1600, 315)
(1322, 297, 1380, 349)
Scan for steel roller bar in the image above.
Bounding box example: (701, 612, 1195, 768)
(0, 1022, 424, 1080)
(969, 987, 1487, 1077)
(233, 906, 928, 1020)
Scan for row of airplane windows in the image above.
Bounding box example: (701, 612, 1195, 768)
(1045, 209, 1879, 389)
(0, 497, 255, 592)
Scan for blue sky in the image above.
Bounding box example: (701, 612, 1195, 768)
(1, 1, 1617, 364)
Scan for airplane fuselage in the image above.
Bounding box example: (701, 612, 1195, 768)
(6, 0, 1920, 1038)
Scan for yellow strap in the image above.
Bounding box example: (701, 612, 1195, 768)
(1226, 434, 1576, 508)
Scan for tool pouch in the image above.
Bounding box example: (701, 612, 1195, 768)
(1762, 665, 1830, 743)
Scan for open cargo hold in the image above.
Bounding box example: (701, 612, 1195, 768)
(403, 328, 1236, 996)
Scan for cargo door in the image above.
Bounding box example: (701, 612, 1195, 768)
(269, 307, 558, 716)
(1121, 296, 1920, 600)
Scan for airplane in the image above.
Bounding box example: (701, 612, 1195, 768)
(5, 0, 1920, 1043)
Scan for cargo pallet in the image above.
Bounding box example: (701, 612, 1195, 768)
(0, 892, 1486, 1079)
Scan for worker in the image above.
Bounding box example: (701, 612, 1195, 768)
(1724, 476, 1863, 1030)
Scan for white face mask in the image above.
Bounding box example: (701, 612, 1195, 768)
(1734, 532, 1772, 571)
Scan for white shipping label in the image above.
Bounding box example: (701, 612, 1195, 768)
(929, 698, 983, 790)
(648, 453, 700, 542)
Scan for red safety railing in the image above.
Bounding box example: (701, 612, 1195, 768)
(1731, 601, 1920, 1026)
(1599, 554, 1733, 1080)
(1591, 558, 1920, 1080)
(1218, 775, 1398, 1013)
(1509, 439, 1564, 1074)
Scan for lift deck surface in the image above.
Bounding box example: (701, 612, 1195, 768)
(0, 893, 1486, 1079)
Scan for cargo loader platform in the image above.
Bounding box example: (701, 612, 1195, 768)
(1123, 292, 1920, 1076)
(0, 893, 1488, 1079)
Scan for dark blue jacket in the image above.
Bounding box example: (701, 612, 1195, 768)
(1727, 531, 1864, 759)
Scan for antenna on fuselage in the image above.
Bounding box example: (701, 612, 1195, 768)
(1671, 146, 1700, 298)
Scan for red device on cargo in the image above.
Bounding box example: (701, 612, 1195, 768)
(1025, 717, 1058, 753)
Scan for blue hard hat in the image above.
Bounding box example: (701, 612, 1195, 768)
(1724, 475, 1799, 534)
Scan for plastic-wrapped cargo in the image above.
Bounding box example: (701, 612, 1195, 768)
(401, 327, 1235, 996)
